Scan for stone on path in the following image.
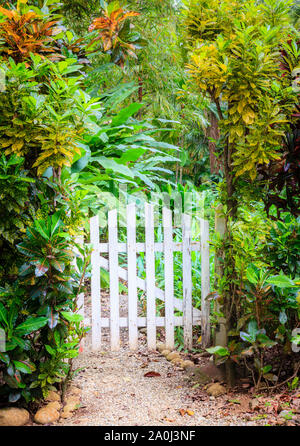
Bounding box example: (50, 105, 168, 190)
(206, 383, 226, 397)
(0, 408, 30, 426)
(34, 405, 60, 425)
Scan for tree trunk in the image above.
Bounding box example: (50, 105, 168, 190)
(208, 111, 220, 174)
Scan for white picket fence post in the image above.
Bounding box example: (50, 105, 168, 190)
(182, 213, 193, 350)
(108, 209, 120, 351)
(89, 204, 211, 351)
(90, 215, 101, 351)
(145, 202, 156, 350)
(127, 203, 138, 350)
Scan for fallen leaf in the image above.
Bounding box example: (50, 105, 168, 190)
(179, 409, 186, 416)
(164, 417, 175, 422)
(186, 409, 194, 416)
(144, 371, 161, 377)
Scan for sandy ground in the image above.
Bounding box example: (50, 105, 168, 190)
(55, 293, 268, 427)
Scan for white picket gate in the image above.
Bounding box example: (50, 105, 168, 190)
(89, 203, 210, 352)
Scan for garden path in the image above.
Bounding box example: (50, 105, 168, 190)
(55, 294, 265, 427)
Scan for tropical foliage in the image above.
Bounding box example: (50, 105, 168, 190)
(0, 0, 299, 406)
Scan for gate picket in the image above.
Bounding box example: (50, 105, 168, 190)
(127, 203, 138, 350)
(182, 213, 193, 349)
(163, 207, 174, 351)
(90, 215, 101, 351)
(145, 202, 156, 350)
(108, 209, 120, 351)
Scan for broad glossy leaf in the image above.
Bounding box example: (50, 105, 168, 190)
(60, 311, 83, 323)
(0, 303, 8, 326)
(15, 316, 48, 335)
(267, 275, 295, 288)
(206, 346, 229, 356)
(13, 360, 36, 374)
(111, 103, 143, 126)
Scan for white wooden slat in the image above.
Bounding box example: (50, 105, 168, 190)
(182, 213, 193, 349)
(145, 202, 156, 350)
(200, 218, 211, 348)
(90, 215, 101, 351)
(90, 315, 201, 328)
(98, 255, 202, 318)
(98, 241, 201, 253)
(127, 203, 138, 350)
(163, 207, 174, 350)
(108, 209, 120, 351)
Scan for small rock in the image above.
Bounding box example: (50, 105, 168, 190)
(0, 408, 30, 426)
(161, 349, 171, 357)
(171, 358, 182, 366)
(63, 396, 81, 412)
(198, 363, 225, 382)
(157, 342, 166, 353)
(34, 406, 60, 425)
(185, 364, 225, 384)
(139, 328, 147, 334)
(46, 401, 61, 411)
(166, 351, 180, 361)
(181, 360, 194, 369)
(67, 386, 81, 397)
(45, 390, 60, 402)
(206, 383, 226, 397)
(60, 410, 73, 419)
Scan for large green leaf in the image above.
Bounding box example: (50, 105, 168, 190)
(0, 303, 8, 326)
(93, 156, 135, 178)
(61, 311, 83, 323)
(111, 103, 143, 126)
(15, 317, 48, 335)
(34, 220, 50, 240)
(267, 275, 295, 288)
(13, 360, 36, 374)
(206, 346, 229, 356)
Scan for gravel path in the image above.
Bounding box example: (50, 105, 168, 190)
(55, 294, 265, 426)
(56, 342, 256, 426)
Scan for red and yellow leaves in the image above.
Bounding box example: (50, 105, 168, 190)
(0, 7, 59, 63)
(88, 6, 140, 66)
